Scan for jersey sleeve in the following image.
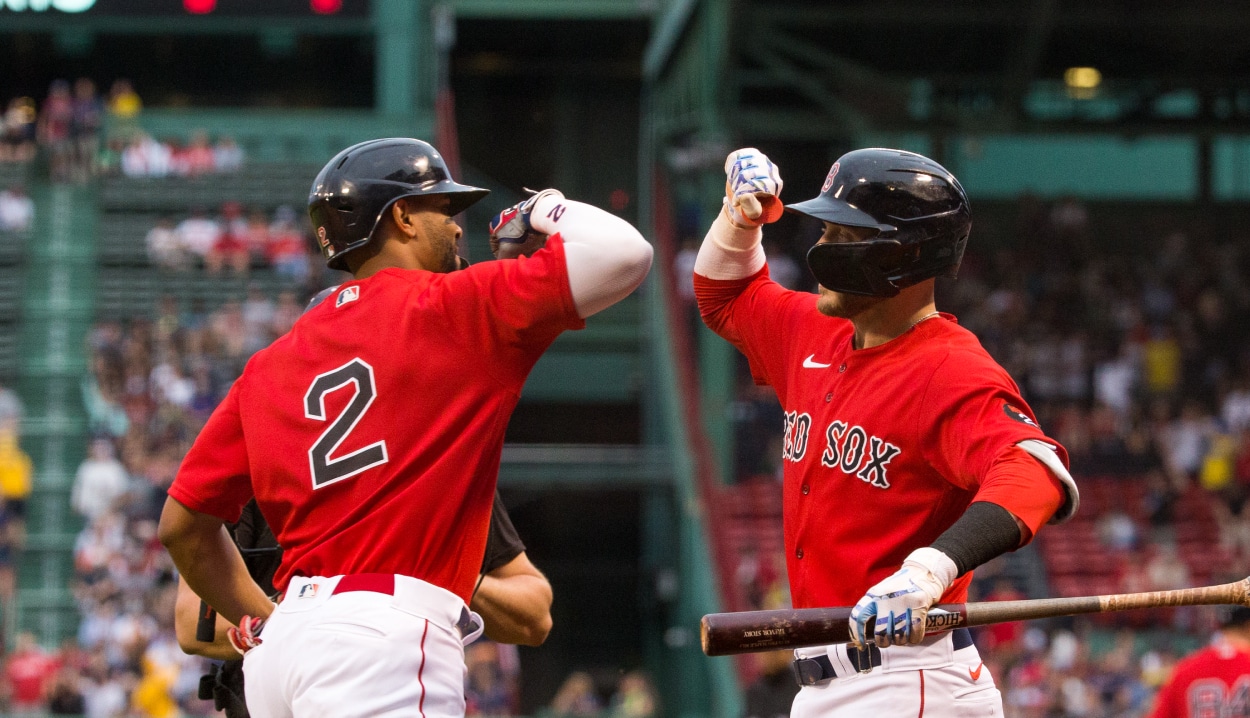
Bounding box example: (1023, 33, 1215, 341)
(694, 267, 820, 393)
(440, 235, 585, 388)
(974, 447, 1065, 542)
(480, 491, 526, 575)
(167, 381, 254, 524)
(917, 350, 1070, 494)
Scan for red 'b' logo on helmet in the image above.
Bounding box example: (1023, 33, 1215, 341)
(821, 162, 840, 193)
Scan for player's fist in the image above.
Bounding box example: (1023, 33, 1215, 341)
(848, 548, 957, 649)
(227, 614, 266, 656)
(489, 188, 565, 259)
(723, 148, 783, 228)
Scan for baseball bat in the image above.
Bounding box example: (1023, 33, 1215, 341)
(701, 577, 1250, 656)
(196, 600, 217, 643)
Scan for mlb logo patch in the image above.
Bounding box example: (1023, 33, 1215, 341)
(336, 286, 359, 307)
(298, 583, 319, 599)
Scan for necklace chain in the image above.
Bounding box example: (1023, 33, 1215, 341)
(911, 311, 941, 329)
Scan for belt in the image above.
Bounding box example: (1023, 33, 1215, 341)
(792, 627, 974, 686)
(328, 573, 479, 637)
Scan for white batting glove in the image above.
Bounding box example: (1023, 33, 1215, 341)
(723, 148, 783, 228)
(849, 548, 957, 649)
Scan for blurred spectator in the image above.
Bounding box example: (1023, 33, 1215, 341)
(206, 201, 249, 275)
(743, 650, 798, 718)
(0, 429, 32, 522)
(271, 291, 302, 336)
(145, 218, 188, 271)
(266, 205, 311, 284)
(0, 184, 34, 233)
(464, 641, 518, 716)
(176, 130, 215, 178)
(71, 438, 129, 523)
(606, 671, 658, 718)
(242, 208, 271, 265)
(5, 633, 60, 714)
(213, 135, 244, 173)
(38, 80, 74, 182)
(1145, 544, 1192, 591)
(544, 671, 603, 718)
(0, 97, 37, 163)
(70, 78, 103, 182)
(174, 207, 221, 267)
(0, 383, 23, 432)
(241, 285, 276, 353)
(105, 79, 142, 146)
(46, 666, 86, 715)
(121, 133, 172, 179)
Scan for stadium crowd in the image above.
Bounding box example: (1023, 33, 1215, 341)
(1, 78, 242, 184)
(144, 204, 312, 281)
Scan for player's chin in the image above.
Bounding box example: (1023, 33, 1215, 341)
(816, 287, 879, 319)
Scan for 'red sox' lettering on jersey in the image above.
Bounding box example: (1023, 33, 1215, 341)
(695, 267, 1067, 610)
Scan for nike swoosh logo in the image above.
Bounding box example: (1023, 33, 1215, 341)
(969, 662, 983, 681)
(803, 354, 832, 369)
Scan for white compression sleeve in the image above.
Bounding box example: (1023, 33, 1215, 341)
(529, 196, 653, 319)
(692, 206, 766, 280)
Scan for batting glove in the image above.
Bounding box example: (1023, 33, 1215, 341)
(723, 148, 784, 228)
(489, 188, 565, 259)
(849, 548, 958, 649)
(227, 615, 266, 657)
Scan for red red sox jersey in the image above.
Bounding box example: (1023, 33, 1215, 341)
(1150, 641, 1250, 718)
(695, 267, 1068, 609)
(168, 237, 583, 602)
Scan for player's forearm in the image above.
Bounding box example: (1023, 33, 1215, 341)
(530, 196, 653, 318)
(693, 206, 766, 281)
(159, 498, 274, 626)
(470, 573, 554, 646)
(174, 577, 246, 660)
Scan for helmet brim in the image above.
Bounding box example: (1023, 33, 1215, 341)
(785, 195, 887, 230)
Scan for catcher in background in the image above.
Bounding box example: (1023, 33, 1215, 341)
(174, 493, 549, 717)
(1149, 606, 1250, 718)
(693, 147, 1079, 717)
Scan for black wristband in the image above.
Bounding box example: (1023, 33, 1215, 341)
(930, 501, 1021, 577)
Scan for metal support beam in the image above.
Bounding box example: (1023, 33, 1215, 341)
(746, 45, 869, 139)
(644, 0, 698, 80)
(1000, 0, 1058, 126)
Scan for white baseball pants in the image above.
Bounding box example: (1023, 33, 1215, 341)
(790, 631, 1003, 717)
(243, 574, 483, 718)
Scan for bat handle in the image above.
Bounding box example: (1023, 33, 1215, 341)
(196, 600, 217, 643)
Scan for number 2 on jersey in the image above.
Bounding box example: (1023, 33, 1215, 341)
(304, 358, 389, 489)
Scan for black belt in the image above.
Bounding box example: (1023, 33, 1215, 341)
(791, 628, 974, 686)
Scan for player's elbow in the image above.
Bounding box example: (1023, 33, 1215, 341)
(518, 612, 553, 647)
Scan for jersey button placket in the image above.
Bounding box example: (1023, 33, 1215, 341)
(795, 547, 804, 559)
(801, 484, 810, 495)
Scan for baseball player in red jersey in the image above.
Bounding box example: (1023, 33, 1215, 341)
(694, 147, 1080, 717)
(1150, 607, 1250, 718)
(157, 137, 652, 718)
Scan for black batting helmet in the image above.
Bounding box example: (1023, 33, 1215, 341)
(308, 138, 489, 270)
(788, 148, 971, 297)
